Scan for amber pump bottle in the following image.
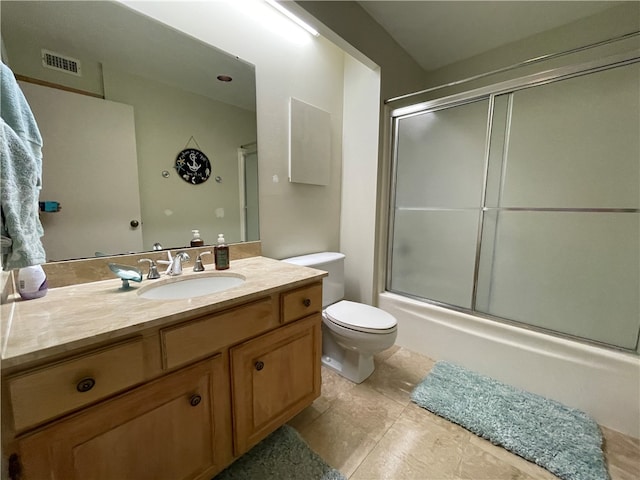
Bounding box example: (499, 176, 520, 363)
(214, 234, 229, 270)
(190, 229, 204, 247)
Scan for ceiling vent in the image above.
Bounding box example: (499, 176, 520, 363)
(41, 49, 81, 76)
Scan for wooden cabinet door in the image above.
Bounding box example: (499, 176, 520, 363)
(231, 313, 321, 455)
(17, 356, 232, 480)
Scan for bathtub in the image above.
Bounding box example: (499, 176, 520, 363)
(378, 291, 640, 438)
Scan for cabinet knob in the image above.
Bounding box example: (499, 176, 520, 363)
(189, 394, 202, 407)
(303, 298, 311, 307)
(76, 377, 96, 393)
(255, 360, 265, 371)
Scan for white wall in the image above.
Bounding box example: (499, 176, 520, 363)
(340, 56, 380, 304)
(122, 0, 348, 260)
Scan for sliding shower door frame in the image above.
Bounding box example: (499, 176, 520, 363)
(386, 51, 640, 351)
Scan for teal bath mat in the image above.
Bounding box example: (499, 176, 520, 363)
(214, 425, 346, 480)
(411, 361, 609, 480)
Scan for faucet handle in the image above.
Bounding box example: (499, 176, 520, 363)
(138, 258, 161, 279)
(176, 251, 191, 261)
(193, 251, 212, 272)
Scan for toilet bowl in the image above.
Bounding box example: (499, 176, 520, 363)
(281, 252, 398, 384)
(321, 300, 397, 383)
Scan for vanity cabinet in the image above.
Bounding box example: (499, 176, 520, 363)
(16, 356, 231, 480)
(3, 276, 324, 480)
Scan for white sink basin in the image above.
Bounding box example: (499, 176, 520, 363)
(137, 274, 245, 300)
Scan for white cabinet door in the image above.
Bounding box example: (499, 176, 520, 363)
(20, 81, 143, 260)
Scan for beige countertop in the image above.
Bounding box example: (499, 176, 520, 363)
(1, 256, 326, 370)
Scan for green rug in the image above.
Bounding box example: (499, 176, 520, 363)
(214, 425, 346, 480)
(411, 361, 609, 480)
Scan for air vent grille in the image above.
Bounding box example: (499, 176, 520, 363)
(41, 49, 81, 76)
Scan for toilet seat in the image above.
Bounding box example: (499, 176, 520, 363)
(324, 300, 397, 334)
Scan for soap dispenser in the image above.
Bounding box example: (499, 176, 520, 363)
(190, 229, 204, 247)
(214, 234, 229, 270)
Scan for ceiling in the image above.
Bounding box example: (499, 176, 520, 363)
(1, 1, 256, 111)
(356, 1, 625, 71)
(2, 1, 626, 106)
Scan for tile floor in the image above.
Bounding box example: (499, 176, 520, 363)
(289, 346, 640, 480)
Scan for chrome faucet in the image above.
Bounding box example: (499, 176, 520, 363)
(193, 251, 212, 272)
(167, 251, 190, 276)
(138, 258, 161, 279)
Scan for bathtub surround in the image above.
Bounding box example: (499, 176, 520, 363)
(411, 361, 608, 480)
(214, 425, 345, 480)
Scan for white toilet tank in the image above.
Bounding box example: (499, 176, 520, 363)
(281, 252, 345, 307)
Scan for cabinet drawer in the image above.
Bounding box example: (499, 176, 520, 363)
(161, 296, 278, 370)
(8, 338, 145, 432)
(281, 283, 322, 324)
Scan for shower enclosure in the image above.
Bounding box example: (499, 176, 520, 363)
(387, 55, 640, 351)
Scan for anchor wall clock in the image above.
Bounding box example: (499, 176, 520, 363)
(175, 148, 211, 184)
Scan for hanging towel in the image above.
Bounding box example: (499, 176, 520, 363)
(0, 61, 46, 269)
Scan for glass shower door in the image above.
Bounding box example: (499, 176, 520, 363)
(388, 60, 640, 350)
(389, 99, 490, 308)
(476, 64, 640, 349)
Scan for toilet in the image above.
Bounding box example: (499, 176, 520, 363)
(282, 252, 398, 383)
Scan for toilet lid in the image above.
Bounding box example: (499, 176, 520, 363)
(325, 300, 397, 333)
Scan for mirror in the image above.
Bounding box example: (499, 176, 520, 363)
(1, 1, 259, 261)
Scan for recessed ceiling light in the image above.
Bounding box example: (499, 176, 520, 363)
(217, 75, 233, 82)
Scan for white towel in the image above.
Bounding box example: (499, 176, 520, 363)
(0, 61, 46, 269)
